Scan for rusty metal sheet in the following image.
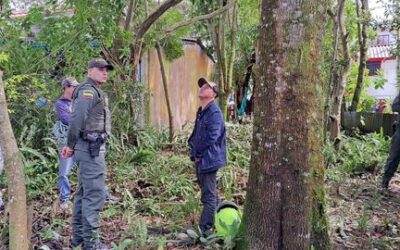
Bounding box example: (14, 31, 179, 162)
(143, 41, 214, 129)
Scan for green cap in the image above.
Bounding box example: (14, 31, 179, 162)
(88, 58, 114, 70)
(61, 77, 79, 88)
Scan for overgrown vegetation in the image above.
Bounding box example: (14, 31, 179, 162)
(1, 0, 400, 249)
(326, 131, 390, 175)
(0, 116, 251, 249)
(1, 103, 400, 249)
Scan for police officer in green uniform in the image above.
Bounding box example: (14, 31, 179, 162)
(61, 58, 113, 249)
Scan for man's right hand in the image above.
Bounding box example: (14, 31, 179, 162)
(61, 146, 74, 158)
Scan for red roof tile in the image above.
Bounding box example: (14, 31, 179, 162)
(368, 45, 396, 59)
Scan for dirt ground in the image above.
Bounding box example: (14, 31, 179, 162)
(2, 173, 400, 249)
(329, 174, 400, 250)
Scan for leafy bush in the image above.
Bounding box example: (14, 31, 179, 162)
(326, 131, 391, 175)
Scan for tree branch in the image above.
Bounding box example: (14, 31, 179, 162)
(327, 8, 335, 21)
(135, 0, 183, 41)
(160, 0, 236, 40)
(124, 0, 135, 31)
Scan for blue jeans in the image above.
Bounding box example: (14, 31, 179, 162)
(196, 165, 219, 233)
(58, 156, 110, 203)
(0, 191, 3, 209)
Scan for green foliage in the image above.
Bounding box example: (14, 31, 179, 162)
(344, 64, 387, 112)
(126, 220, 148, 248)
(21, 143, 60, 200)
(0, 51, 9, 63)
(190, 0, 260, 83)
(325, 131, 390, 176)
(357, 206, 370, 232)
(233, 0, 260, 78)
(226, 123, 252, 169)
(110, 239, 134, 250)
(38, 218, 68, 241)
(146, 8, 188, 61)
(0, 4, 254, 249)
(344, 0, 359, 54)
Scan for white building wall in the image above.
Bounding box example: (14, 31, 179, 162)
(366, 59, 398, 100)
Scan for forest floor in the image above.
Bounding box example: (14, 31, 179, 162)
(329, 173, 400, 250)
(2, 167, 400, 249)
(1, 124, 399, 249)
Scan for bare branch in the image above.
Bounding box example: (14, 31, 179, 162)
(135, 0, 183, 41)
(327, 8, 335, 21)
(160, 0, 236, 39)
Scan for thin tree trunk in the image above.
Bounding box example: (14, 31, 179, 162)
(124, 0, 135, 31)
(155, 43, 174, 142)
(327, 0, 351, 142)
(241, 0, 330, 249)
(0, 70, 29, 250)
(207, 19, 228, 118)
(349, 0, 369, 111)
(226, 0, 238, 121)
(324, 7, 340, 142)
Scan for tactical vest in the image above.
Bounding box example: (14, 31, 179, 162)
(73, 83, 111, 136)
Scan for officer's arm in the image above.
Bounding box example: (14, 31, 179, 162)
(392, 93, 400, 113)
(66, 88, 97, 148)
(195, 112, 223, 158)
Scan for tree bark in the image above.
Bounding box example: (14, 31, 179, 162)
(349, 0, 369, 111)
(124, 0, 135, 31)
(324, 8, 340, 143)
(327, 0, 351, 142)
(155, 43, 174, 142)
(0, 70, 29, 250)
(241, 0, 330, 249)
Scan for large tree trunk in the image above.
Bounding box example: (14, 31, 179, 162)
(155, 43, 174, 142)
(241, 0, 330, 249)
(327, 0, 351, 142)
(0, 70, 29, 250)
(349, 0, 369, 112)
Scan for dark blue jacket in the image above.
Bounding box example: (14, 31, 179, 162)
(188, 101, 227, 173)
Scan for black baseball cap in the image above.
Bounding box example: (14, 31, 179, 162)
(198, 77, 219, 97)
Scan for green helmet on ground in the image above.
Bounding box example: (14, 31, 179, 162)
(214, 200, 242, 237)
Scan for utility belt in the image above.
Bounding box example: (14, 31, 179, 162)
(81, 131, 107, 157)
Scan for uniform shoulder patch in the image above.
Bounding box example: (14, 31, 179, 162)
(82, 89, 95, 99)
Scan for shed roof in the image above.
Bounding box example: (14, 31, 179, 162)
(367, 45, 396, 59)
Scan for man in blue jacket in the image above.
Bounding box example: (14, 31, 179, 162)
(188, 77, 227, 235)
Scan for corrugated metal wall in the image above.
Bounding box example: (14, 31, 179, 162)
(143, 40, 214, 129)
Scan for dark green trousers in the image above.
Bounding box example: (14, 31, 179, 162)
(383, 127, 400, 188)
(72, 150, 105, 249)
